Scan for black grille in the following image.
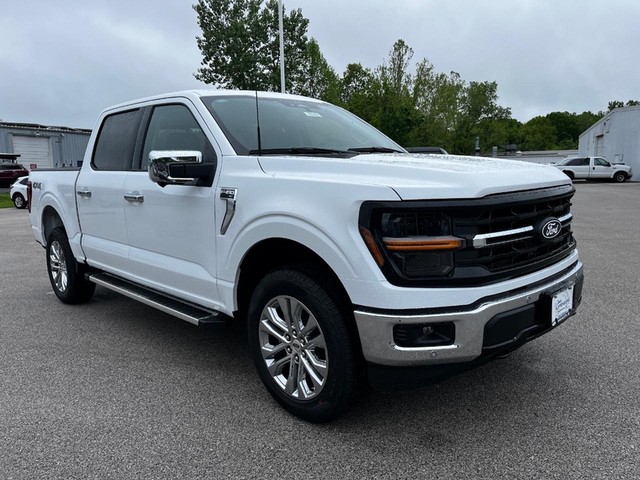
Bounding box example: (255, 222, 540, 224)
(454, 187, 575, 275)
(360, 184, 577, 287)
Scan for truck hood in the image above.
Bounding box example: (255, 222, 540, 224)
(257, 153, 571, 200)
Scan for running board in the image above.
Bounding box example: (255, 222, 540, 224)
(88, 272, 226, 327)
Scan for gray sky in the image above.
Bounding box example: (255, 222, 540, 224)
(1, 0, 638, 129)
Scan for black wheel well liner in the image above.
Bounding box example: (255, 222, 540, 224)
(41, 206, 65, 241)
(236, 238, 352, 312)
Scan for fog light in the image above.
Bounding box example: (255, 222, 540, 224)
(393, 322, 455, 347)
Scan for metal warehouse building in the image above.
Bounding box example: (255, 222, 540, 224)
(579, 105, 640, 181)
(0, 122, 91, 170)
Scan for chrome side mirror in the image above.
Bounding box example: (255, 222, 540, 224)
(148, 150, 202, 186)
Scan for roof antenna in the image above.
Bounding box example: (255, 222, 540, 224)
(255, 90, 262, 155)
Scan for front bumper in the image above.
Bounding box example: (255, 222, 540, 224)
(354, 261, 583, 368)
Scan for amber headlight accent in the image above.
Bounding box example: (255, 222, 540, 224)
(383, 236, 462, 251)
(359, 226, 385, 267)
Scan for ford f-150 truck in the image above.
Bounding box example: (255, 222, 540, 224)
(553, 156, 632, 182)
(29, 90, 584, 422)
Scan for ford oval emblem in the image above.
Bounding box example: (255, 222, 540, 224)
(541, 219, 562, 239)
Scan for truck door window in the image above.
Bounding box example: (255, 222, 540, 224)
(92, 109, 142, 170)
(141, 104, 215, 170)
(594, 158, 610, 167)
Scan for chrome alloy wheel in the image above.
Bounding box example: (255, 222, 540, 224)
(258, 295, 328, 400)
(49, 240, 68, 293)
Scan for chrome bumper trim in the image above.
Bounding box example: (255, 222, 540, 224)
(354, 262, 583, 367)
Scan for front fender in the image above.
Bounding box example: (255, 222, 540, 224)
(215, 214, 386, 314)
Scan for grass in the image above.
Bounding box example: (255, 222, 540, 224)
(0, 192, 14, 208)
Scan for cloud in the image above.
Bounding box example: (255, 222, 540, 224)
(1, 0, 639, 127)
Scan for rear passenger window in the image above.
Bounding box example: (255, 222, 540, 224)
(92, 109, 142, 170)
(141, 104, 215, 170)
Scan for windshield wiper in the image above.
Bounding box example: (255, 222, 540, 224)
(248, 147, 351, 155)
(347, 146, 404, 153)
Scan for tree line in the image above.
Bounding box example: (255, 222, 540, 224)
(194, 0, 636, 155)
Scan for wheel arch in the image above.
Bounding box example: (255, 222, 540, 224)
(235, 237, 353, 317)
(41, 205, 66, 241)
(235, 237, 365, 365)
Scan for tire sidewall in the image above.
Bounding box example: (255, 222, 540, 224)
(247, 268, 355, 422)
(614, 172, 626, 183)
(46, 228, 95, 304)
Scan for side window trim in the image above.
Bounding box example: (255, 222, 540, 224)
(132, 107, 152, 171)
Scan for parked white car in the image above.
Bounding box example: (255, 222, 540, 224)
(553, 156, 632, 182)
(10, 175, 28, 208)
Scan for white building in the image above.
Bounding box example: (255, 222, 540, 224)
(579, 105, 640, 181)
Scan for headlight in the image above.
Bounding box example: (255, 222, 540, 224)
(360, 207, 463, 280)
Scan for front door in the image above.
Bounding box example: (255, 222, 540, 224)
(591, 157, 613, 179)
(122, 102, 221, 309)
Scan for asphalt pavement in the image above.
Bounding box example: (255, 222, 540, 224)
(1, 182, 639, 479)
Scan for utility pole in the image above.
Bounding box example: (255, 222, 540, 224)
(278, 0, 285, 93)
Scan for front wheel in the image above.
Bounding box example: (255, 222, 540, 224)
(46, 228, 96, 304)
(247, 267, 361, 422)
(13, 194, 26, 209)
(614, 172, 627, 183)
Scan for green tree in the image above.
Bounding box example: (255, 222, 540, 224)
(194, 0, 310, 92)
(520, 116, 557, 151)
(369, 40, 421, 145)
(608, 99, 640, 112)
(297, 38, 340, 102)
(338, 63, 377, 122)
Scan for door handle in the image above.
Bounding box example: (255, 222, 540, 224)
(124, 193, 144, 203)
(76, 189, 92, 198)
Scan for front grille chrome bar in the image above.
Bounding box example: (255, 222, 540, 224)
(472, 213, 573, 248)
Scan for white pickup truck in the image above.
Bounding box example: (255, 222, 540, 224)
(553, 156, 632, 182)
(29, 90, 584, 422)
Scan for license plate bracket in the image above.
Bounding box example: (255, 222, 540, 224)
(550, 284, 574, 327)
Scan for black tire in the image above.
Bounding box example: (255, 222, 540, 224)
(563, 170, 574, 181)
(13, 193, 26, 209)
(247, 266, 361, 422)
(614, 171, 627, 183)
(46, 227, 96, 304)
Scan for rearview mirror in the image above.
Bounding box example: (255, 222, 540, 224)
(148, 150, 203, 186)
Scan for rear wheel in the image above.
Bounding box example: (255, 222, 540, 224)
(46, 228, 96, 304)
(247, 266, 361, 422)
(614, 171, 627, 183)
(13, 193, 26, 209)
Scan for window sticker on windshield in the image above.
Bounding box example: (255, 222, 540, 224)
(304, 112, 322, 117)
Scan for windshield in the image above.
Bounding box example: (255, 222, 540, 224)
(201, 95, 404, 155)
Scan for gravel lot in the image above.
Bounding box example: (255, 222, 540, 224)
(1, 182, 639, 479)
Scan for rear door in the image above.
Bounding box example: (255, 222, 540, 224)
(77, 109, 143, 275)
(122, 101, 221, 309)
